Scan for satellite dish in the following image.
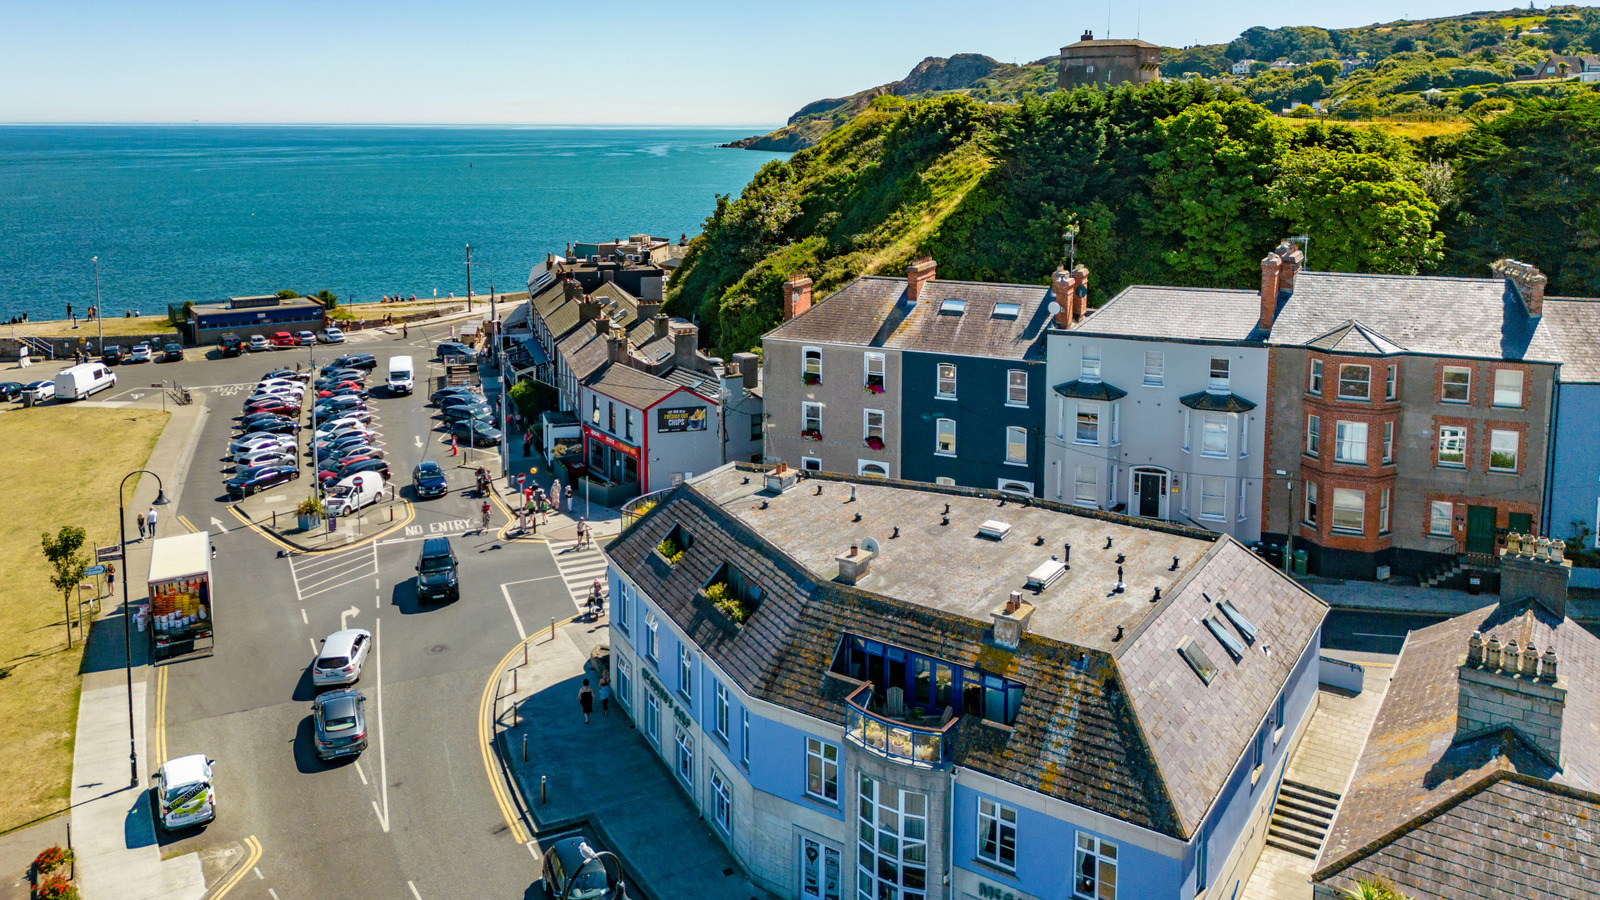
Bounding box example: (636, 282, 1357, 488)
(1075, 284, 1088, 298)
(1046, 301, 1062, 315)
(862, 537, 882, 556)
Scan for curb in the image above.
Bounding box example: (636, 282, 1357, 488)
(226, 499, 415, 555)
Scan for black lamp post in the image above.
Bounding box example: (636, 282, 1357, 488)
(119, 470, 169, 787)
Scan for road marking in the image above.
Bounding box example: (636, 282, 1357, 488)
(210, 516, 227, 533)
(300, 608, 308, 625)
(371, 617, 390, 833)
(253, 866, 264, 880)
(414, 436, 424, 449)
(309, 637, 319, 655)
(177, 515, 198, 534)
(269, 890, 280, 900)
(409, 882, 423, 900)
(209, 835, 262, 899)
(354, 760, 369, 785)
(500, 584, 527, 640)
(153, 666, 168, 766)
(341, 605, 360, 630)
(478, 638, 533, 844)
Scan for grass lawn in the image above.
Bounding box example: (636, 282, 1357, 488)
(11, 316, 178, 340)
(0, 406, 167, 833)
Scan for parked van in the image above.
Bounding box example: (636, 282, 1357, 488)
(54, 363, 117, 401)
(326, 471, 386, 517)
(386, 355, 414, 396)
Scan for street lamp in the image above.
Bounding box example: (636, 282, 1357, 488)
(93, 256, 103, 353)
(118, 470, 169, 787)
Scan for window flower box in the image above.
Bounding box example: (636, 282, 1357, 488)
(803, 373, 821, 386)
(864, 382, 885, 395)
(698, 582, 755, 626)
(655, 536, 685, 565)
(865, 436, 885, 450)
(801, 429, 823, 442)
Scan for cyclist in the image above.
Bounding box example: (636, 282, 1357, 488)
(481, 500, 492, 531)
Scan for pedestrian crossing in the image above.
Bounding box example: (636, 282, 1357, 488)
(546, 535, 610, 614)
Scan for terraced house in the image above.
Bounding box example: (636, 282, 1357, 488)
(602, 464, 1328, 900)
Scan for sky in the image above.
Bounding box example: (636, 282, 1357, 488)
(1, 0, 1585, 125)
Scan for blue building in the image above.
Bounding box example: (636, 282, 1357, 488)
(604, 464, 1327, 900)
(1542, 300, 1600, 585)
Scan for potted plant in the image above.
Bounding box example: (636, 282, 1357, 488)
(801, 428, 822, 442)
(802, 372, 821, 386)
(296, 495, 326, 531)
(865, 436, 884, 450)
(864, 381, 884, 395)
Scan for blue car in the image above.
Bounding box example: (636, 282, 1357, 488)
(225, 464, 300, 498)
(412, 461, 449, 499)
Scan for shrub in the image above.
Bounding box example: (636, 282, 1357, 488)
(701, 581, 753, 624)
(1288, 104, 1317, 118)
(35, 874, 79, 900)
(656, 536, 684, 565)
(33, 846, 72, 874)
(296, 496, 326, 517)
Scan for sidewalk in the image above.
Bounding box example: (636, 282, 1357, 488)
(493, 623, 771, 900)
(1310, 580, 1600, 620)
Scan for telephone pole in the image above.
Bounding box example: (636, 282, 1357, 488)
(465, 244, 473, 312)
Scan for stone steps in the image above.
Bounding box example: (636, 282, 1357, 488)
(1265, 779, 1340, 860)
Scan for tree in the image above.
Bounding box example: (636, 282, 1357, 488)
(1270, 148, 1443, 275)
(41, 526, 89, 648)
(275, 289, 299, 299)
(314, 289, 339, 313)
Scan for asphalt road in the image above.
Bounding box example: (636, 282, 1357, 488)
(111, 326, 578, 899)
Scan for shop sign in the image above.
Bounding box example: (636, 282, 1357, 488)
(586, 426, 640, 458)
(640, 664, 692, 729)
(976, 882, 1022, 900)
(657, 406, 707, 433)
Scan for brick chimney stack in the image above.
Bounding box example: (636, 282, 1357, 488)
(671, 323, 700, 372)
(563, 277, 583, 304)
(1051, 266, 1075, 328)
(653, 314, 670, 341)
(1492, 259, 1548, 317)
(1501, 532, 1573, 619)
(605, 328, 628, 365)
(1278, 242, 1304, 294)
(1259, 251, 1284, 331)
(906, 258, 937, 304)
(1457, 628, 1567, 765)
(782, 273, 813, 321)
(1081, 29, 1094, 41)
(1070, 265, 1090, 321)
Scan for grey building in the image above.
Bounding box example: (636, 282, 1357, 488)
(1057, 31, 1162, 90)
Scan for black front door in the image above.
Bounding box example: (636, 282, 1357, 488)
(1137, 471, 1163, 518)
(1466, 505, 1497, 555)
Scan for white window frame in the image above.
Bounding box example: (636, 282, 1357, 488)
(711, 768, 732, 834)
(714, 680, 730, 740)
(644, 691, 661, 746)
(864, 352, 886, 391)
(936, 418, 956, 456)
(857, 460, 889, 478)
(936, 363, 957, 399)
(863, 408, 884, 442)
(679, 644, 694, 702)
(1182, 410, 1191, 453)
(1306, 414, 1320, 456)
(1379, 488, 1391, 534)
(998, 479, 1034, 496)
(1143, 351, 1164, 387)
(1385, 364, 1398, 401)
(617, 655, 633, 711)
(1201, 414, 1228, 458)
(1074, 832, 1118, 900)
(1335, 421, 1368, 465)
(741, 707, 750, 765)
(675, 725, 694, 786)
(1074, 465, 1097, 506)
(1337, 364, 1371, 401)
(1382, 421, 1394, 463)
(1199, 477, 1226, 520)
(1006, 370, 1028, 407)
(1081, 347, 1101, 381)
(805, 737, 839, 803)
(1238, 476, 1248, 522)
(1208, 357, 1230, 393)
(1490, 429, 1519, 473)
(614, 580, 629, 631)
(1430, 500, 1453, 536)
(1331, 488, 1365, 535)
(1110, 403, 1120, 446)
(1309, 358, 1323, 395)
(1442, 366, 1471, 403)
(1493, 369, 1524, 408)
(1305, 481, 1318, 526)
(1438, 425, 1467, 468)
(977, 798, 1018, 871)
(1076, 404, 1099, 445)
(1005, 426, 1027, 465)
(802, 346, 822, 380)
(645, 612, 659, 664)
(802, 401, 823, 435)
(1238, 414, 1248, 457)
(801, 456, 821, 472)
(935, 476, 956, 486)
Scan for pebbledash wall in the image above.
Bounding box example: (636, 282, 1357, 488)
(603, 561, 1321, 900)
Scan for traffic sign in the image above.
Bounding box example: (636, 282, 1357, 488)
(85, 564, 107, 576)
(96, 546, 123, 562)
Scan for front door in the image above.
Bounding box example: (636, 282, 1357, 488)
(799, 836, 841, 900)
(1135, 471, 1165, 518)
(1466, 505, 1497, 555)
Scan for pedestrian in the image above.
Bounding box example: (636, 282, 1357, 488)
(146, 505, 158, 537)
(565, 484, 573, 510)
(598, 672, 611, 716)
(106, 563, 116, 597)
(523, 431, 533, 457)
(66, 303, 73, 319)
(136, 512, 146, 540)
(576, 517, 588, 550)
(402, 323, 409, 339)
(578, 678, 594, 724)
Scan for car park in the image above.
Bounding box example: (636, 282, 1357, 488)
(248, 335, 272, 352)
(296, 331, 316, 346)
(411, 461, 449, 499)
(271, 332, 297, 348)
(311, 628, 371, 687)
(315, 327, 347, 344)
(540, 837, 624, 900)
(311, 689, 367, 760)
(325, 472, 386, 516)
(333, 354, 378, 371)
(154, 755, 217, 832)
(162, 342, 185, 362)
(129, 343, 153, 363)
(101, 345, 124, 365)
(23, 380, 57, 402)
(414, 536, 460, 603)
(225, 464, 299, 498)
(0, 382, 24, 402)
(448, 418, 502, 446)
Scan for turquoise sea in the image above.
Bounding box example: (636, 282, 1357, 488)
(0, 126, 784, 322)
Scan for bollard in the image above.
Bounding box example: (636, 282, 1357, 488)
(513, 668, 517, 694)
(272, 510, 277, 528)
(513, 703, 518, 727)
(522, 735, 528, 762)
(549, 617, 556, 642)
(541, 775, 547, 804)
(389, 507, 393, 522)
(524, 641, 529, 667)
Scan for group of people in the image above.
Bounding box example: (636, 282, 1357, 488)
(376, 295, 417, 303)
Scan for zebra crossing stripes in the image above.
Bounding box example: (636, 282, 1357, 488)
(546, 537, 610, 613)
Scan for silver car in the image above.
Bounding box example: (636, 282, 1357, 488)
(312, 689, 368, 759)
(311, 628, 372, 687)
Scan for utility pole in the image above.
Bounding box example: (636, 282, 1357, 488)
(465, 244, 473, 313)
(1283, 476, 1295, 577)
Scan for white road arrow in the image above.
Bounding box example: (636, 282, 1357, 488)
(341, 605, 360, 630)
(210, 516, 226, 534)
(130, 393, 144, 400)
(414, 435, 424, 449)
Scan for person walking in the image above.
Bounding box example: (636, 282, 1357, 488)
(598, 672, 611, 716)
(522, 431, 533, 458)
(146, 505, 158, 537)
(105, 563, 116, 599)
(576, 517, 589, 550)
(578, 678, 594, 724)
(136, 512, 147, 540)
(565, 484, 573, 513)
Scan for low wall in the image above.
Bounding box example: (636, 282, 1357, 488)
(1572, 567, 1600, 590)
(1319, 655, 1365, 693)
(1, 333, 185, 360)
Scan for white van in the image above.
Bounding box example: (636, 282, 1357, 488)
(386, 355, 414, 396)
(326, 471, 386, 517)
(54, 363, 117, 401)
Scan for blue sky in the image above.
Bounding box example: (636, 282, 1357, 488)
(1, 1, 1581, 125)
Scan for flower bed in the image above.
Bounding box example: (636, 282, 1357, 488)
(864, 382, 885, 395)
(802, 373, 821, 386)
(700, 582, 755, 624)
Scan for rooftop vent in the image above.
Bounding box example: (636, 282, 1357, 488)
(977, 520, 1012, 541)
(1204, 617, 1245, 662)
(1025, 559, 1068, 592)
(1178, 636, 1218, 685)
(992, 302, 1020, 318)
(939, 299, 967, 315)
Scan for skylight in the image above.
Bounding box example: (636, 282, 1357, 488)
(1204, 617, 1245, 662)
(1178, 636, 1218, 685)
(940, 299, 967, 315)
(1217, 598, 1258, 644)
(992, 302, 1020, 318)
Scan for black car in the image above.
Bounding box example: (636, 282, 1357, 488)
(225, 464, 299, 498)
(412, 461, 449, 499)
(332, 354, 378, 371)
(437, 394, 487, 412)
(162, 343, 185, 362)
(311, 689, 368, 760)
(242, 417, 299, 435)
(440, 404, 492, 425)
(240, 410, 295, 426)
(436, 341, 474, 362)
(449, 419, 502, 447)
(263, 368, 310, 383)
(415, 537, 459, 602)
(101, 345, 124, 366)
(430, 386, 482, 405)
(540, 837, 623, 900)
(217, 333, 243, 358)
(0, 382, 23, 401)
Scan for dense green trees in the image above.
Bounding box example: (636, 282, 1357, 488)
(1270, 148, 1443, 274)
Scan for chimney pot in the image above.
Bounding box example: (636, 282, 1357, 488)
(906, 258, 937, 304)
(1503, 639, 1520, 672)
(1541, 647, 1560, 683)
(1082, 29, 1093, 41)
(1007, 590, 1022, 613)
(1492, 258, 1548, 317)
(1070, 265, 1090, 321)
(1522, 643, 1540, 678)
(1467, 631, 1484, 666)
(1486, 636, 1503, 670)
(849, 543, 858, 557)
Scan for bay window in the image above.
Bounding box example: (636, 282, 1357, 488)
(1200, 477, 1226, 520)
(1074, 465, 1096, 505)
(1076, 405, 1099, 444)
(1335, 421, 1367, 464)
(1338, 364, 1370, 400)
(1201, 414, 1228, 457)
(1332, 488, 1365, 534)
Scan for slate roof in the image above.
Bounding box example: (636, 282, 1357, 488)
(764, 278, 906, 347)
(1541, 298, 1600, 383)
(1305, 320, 1408, 356)
(1266, 271, 1565, 363)
(584, 363, 687, 411)
(1072, 286, 1265, 344)
(1179, 391, 1256, 412)
(1315, 598, 1600, 897)
(606, 466, 1327, 839)
(557, 325, 611, 382)
(1055, 379, 1128, 401)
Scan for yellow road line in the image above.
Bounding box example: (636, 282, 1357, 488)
(226, 500, 415, 555)
(153, 666, 167, 767)
(478, 638, 533, 845)
(177, 515, 199, 534)
(209, 835, 261, 898)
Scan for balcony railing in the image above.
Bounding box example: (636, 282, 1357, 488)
(843, 684, 959, 767)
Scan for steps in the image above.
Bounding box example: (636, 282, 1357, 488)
(1265, 779, 1340, 859)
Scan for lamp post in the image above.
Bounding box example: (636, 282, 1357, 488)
(119, 470, 169, 787)
(93, 256, 103, 353)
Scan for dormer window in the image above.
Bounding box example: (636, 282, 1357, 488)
(1208, 357, 1230, 394)
(701, 562, 762, 624)
(656, 523, 692, 565)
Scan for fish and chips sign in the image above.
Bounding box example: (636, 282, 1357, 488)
(657, 406, 707, 434)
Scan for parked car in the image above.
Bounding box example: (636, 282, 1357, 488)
(318, 457, 391, 485)
(154, 754, 216, 832)
(243, 401, 300, 418)
(242, 417, 299, 436)
(23, 380, 57, 402)
(225, 464, 300, 498)
(217, 333, 244, 357)
(440, 404, 492, 425)
(316, 386, 369, 401)
(234, 450, 297, 471)
(101, 345, 124, 365)
(311, 689, 367, 760)
(324, 472, 386, 517)
(415, 536, 460, 603)
(0, 382, 25, 402)
(436, 341, 474, 362)
(540, 837, 624, 900)
(314, 419, 374, 441)
(315, 328, 346, 344)
(437, 394, 490, 412)
(249, 335, 272, 352)
(128, 343, 153, 363)
(430, 386, 482, 405)
(449, 418, 502, 447)
(162, 343, 185, 362)
(270, 332, 297, 348)
(333, 354, 378, 371)
(296, 331, 316, 346)
(262, 368, 310, 383)
(411, 461, 449, 499)
(321, 444, 383, 465)
(231, 434, 296, 456)
(311, 628, 372, 687)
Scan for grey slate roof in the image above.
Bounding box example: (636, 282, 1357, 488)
(1267, 271, 1565, 363)
(764, 278, 906, 347)
(1055, 379, 1128, 401)
(584, 363, 686, 411)
(1179, 391, 1256, 412)
(1542, 298, 1600, 383)
(1072, 286, 1264, 343)
(558, 325, 610, 381)
(1305, 320, 1408, 356)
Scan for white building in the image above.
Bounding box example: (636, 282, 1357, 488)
(1044, 284, 1270, 542)
(1231, 59, 1256, 76)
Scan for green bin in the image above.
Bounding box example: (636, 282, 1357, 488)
(1293, 549, 1308, 576)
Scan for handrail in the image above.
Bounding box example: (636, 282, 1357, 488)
(843, 683, 959, 767)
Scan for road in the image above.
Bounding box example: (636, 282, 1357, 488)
(112, 324, 576, 899)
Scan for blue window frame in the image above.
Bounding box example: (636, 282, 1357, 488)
(832, 634, 1025, 726)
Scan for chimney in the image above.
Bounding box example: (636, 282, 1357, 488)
(1278, 242, 1304, 294)
(906, 257, 937, 304)
(671, 324, 699, 371)
(1457, 627, 1568, 766)
(1070, 264, 1090, 321)
(653, 314, 670, 341)
(733, 351, 760, 390)
(602, 268, 616, 284)
(1259, 251, 1283, 331)
(563, 277, 583, 304)
(835, 544, 875, 586)
(1081, 29, 1094, 41)
(782, 273, 813, 321)
(991, 593, 1036, 651)
(605, 328, 627, 365)
(637, 299, 662, 322)
(1500, 532, 1573, 620)
(1492, 259, 1548, 317)
(1050, 266, 1075, 328)
(578, 294, 603, 328)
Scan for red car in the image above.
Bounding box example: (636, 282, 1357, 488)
(317, 458, 390, 485)
(244, 399, 301, 417)
(270, 331, 297, 348)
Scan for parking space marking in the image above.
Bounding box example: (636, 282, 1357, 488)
(301, 608, 307, 625)
(500, 584, 527, 641)
(409, 881, 423, 900)
(354, 760, 369, 785)
(371, 617, 390, 833)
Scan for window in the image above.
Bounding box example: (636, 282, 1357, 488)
(864, 353, 885, 393)
(1238, 414, 1248, 456)
(711, 769, 731, 834)
(940, 299, 966, 315)
(615, 581, 629, 631)
(936, 418, 956, 455)
(1074, 465, 1097, 505)
(992, 302, 1020, 318)
(644, 692, 661, 746)
(977, 798, 1018, 870)
(1382, 422, 1394, 463)
(1490, 429, 1519, 472)
(1385, 364, 1398, 401)
(679, 644, 693, 701)
(1238, 477, 1248, 521)
(608, 401, 615, 433)
(857, 776, 929, 900)
(645, 613, 659, 664)
(1442, 366, 1470, 403)
(1332, 488, 1364, 534)
(1309, 359, 1323, 395)
(1494, 369, 1524, 408)
(625, 408, 635, 441)
(936, 363, 957, 398)
(675, 726, 694, 785)
(1338, 364, 1370, 400)
(1201, 415, 1228, 457)
(1005, 426, 1027, 464)
(1379, 488, 1391, 534)
(1143, 351, 1164, 387)
(1208, 357, 1230, 393)
(801, 457, 821, 472)
(1335, 421, 1368, 464)
(750, 413, 762, 442)
(858, 461, 889, 478)
(1438, 426, 1467, 467)
(591, 395, 600, 424)
(863, 409, 884, 443)
(805, 738, 839, 802)
(802, 347, 822, 384)
(714, 681, 730, 740)
(1075, 833, 1118, 900)
(1007, 369, 1028, 406)
(1081, 347, 1101, 381)
(802, 402, 822, 437)
(1076, 405, 1099, 444)
(935, 477, 955, 486)
(741, 708, 750, 765)
(1305, 481, 1318, 526)
(617, 656, 632, 711)
(1430, 501, 1453, 536)
(1200, 477, 1226, 520)
(1182, 410, 1191, 453)
(1110, 404, 1120, 446)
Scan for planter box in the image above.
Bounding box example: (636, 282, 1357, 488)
(693, 590, 745, 635)
(297, 513, 323, 531)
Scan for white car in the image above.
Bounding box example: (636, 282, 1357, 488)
(314, 420, 375, 441)
(250, 386, 304, 402)
(155, 754, 216, 831)
(325, 472, 385, 517)
(296, 331, 316, 346)
(248, 335, 271, 352)
(129, 343, 153, 363)
(235, 449, 297, 469)
(22, 380, 57, 402)
(256, 377, 305, 390)
(316, 328, 346, 344)
(230, 434, 295, 455)
(312, 628, 372, 687)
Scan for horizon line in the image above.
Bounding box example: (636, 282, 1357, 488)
(0, 121, 783, 130)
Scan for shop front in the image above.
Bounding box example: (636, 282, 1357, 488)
(583, 425, 643, 505)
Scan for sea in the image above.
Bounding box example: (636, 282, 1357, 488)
(0, 126, 784, 323)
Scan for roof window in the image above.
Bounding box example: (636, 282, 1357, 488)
(939, 299, 967, 315)
(1216, 598, 1257, 644)
(992, 302, 1020, 318)
(977, 520, 1012, 541)
(1203, 617, 1245, 662)
(1178, 636, 1218, 685)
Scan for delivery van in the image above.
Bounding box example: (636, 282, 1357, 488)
(54, 363, 117, 401)
(326, 471, 386, 517)
(386, 355, 414, 395)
